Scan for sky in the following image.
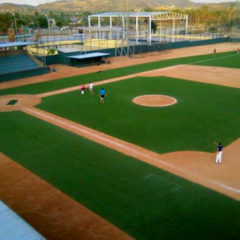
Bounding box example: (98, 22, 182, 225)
(0, 0, 238, 6)
(0, 0, 58, 6)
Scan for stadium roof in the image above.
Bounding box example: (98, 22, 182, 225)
(69, 52, 110, 60)
(0, 201, 45, 240)
(0, 41, 37, 49)
(89, 12, 188, 20)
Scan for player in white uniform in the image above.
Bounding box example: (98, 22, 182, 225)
(89, 82, 94, 95)
(216, 142, 223, 164)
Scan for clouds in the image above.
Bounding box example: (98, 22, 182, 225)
(0, 0, 58, 6)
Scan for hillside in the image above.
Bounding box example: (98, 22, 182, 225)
(36, 0, 196, 12)
(0, 0, 239, 13)
(0, 3, 34, 13)
(0, 0, 196, 13)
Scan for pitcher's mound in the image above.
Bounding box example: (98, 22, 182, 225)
(133, 95, 177, 107)
(0, 95, 41, 112)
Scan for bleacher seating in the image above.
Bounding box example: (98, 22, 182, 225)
(0, 54, 39, 75)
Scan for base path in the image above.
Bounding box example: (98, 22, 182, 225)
(0, 153, 133, 240)
(20, 106, 240, 201)
(0, 94, 41, 112)
(1, 42, 240, 90)
(37, 61, 240, 99)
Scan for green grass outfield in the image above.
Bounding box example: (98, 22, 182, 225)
(0, 51, 239, 96)
(0, 112, 239, 240)
(195, 52, 240, 68)
(39, 76, 240, 153)
(1, 51, 240, 239)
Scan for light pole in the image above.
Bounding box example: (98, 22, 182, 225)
(12, 12, 17, 35)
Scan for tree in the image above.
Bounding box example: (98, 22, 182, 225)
(0, 13, 12, 33)
(36, 15, 48, 28)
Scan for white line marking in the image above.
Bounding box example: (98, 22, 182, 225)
(21, 106, 240, 197)
(37, 52, 237, 98)
(29, 52, 240, 197)
(192, 52, 237, 65)
(210, 180, 240, 194)
(20, 107, 173, 168)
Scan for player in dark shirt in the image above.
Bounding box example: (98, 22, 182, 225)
(216, 142, 223, 164)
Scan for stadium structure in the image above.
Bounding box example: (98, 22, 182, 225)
(0, 11, 229, 82)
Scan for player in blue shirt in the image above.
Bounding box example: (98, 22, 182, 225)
(99, 88, 106, 103)
(215, 142, 223, 164)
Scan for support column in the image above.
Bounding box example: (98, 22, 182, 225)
(88, 16, 91, 41)
(110, 16, 112, 28)
(172, 19, 175, 42)
(148, 16, 152, 44)
(185, 15, 188, 35)
(98, 16, 101, 27)
(122, 16, 125, 39)
(159, 21, 162, 42)
(98, 17, 101, 39)
(136, 16, 139, 44)
(110, 16, 112, 39)
(88, 16, 91, 27)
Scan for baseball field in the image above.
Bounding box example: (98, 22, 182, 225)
(0, 43, 240, 240)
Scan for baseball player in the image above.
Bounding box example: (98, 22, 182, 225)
(99, 88, 106, 103)
(215, 142, 223, 164)
(80, 85, 86, 95)
(89, 82, 94, 95)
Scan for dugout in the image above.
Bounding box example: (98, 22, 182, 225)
(68, 52, 110, 67)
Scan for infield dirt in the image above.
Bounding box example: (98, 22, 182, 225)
(132, 95, 177, 107)
(0, 153, 133, 240)
(0, 42, 240, 90)
(1, 42, 240, 239)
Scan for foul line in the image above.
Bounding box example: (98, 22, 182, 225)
(20, 106, 240, 197)
(210, 180, 240, 194)
(192, 52, 237, 65)
(20, 106, 173, 169)
(37, 52, 237, 99)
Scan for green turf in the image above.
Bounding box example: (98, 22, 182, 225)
(7, 99, 18, 105)
(39, 76, 240, 153)
(0, 51, 235, 96)
(194, 52, 240, 68)
(0, 111, 239, 240)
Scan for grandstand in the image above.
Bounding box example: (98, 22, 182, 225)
(0, 42, 48, 82)
(0, 12, 230, 82)
(0, 53, 40, 75)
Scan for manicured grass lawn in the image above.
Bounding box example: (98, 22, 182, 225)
(0, 51, 234, 96)
(39, 76, 240, 153)
(194, 52, 240, 68)
(0, 111, 239, 240)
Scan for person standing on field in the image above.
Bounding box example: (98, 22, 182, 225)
(215, 142, 223, 164)
(80, 85, 86, 95)
(89, 82, 94, 95)
(99, 88, 106, 103)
